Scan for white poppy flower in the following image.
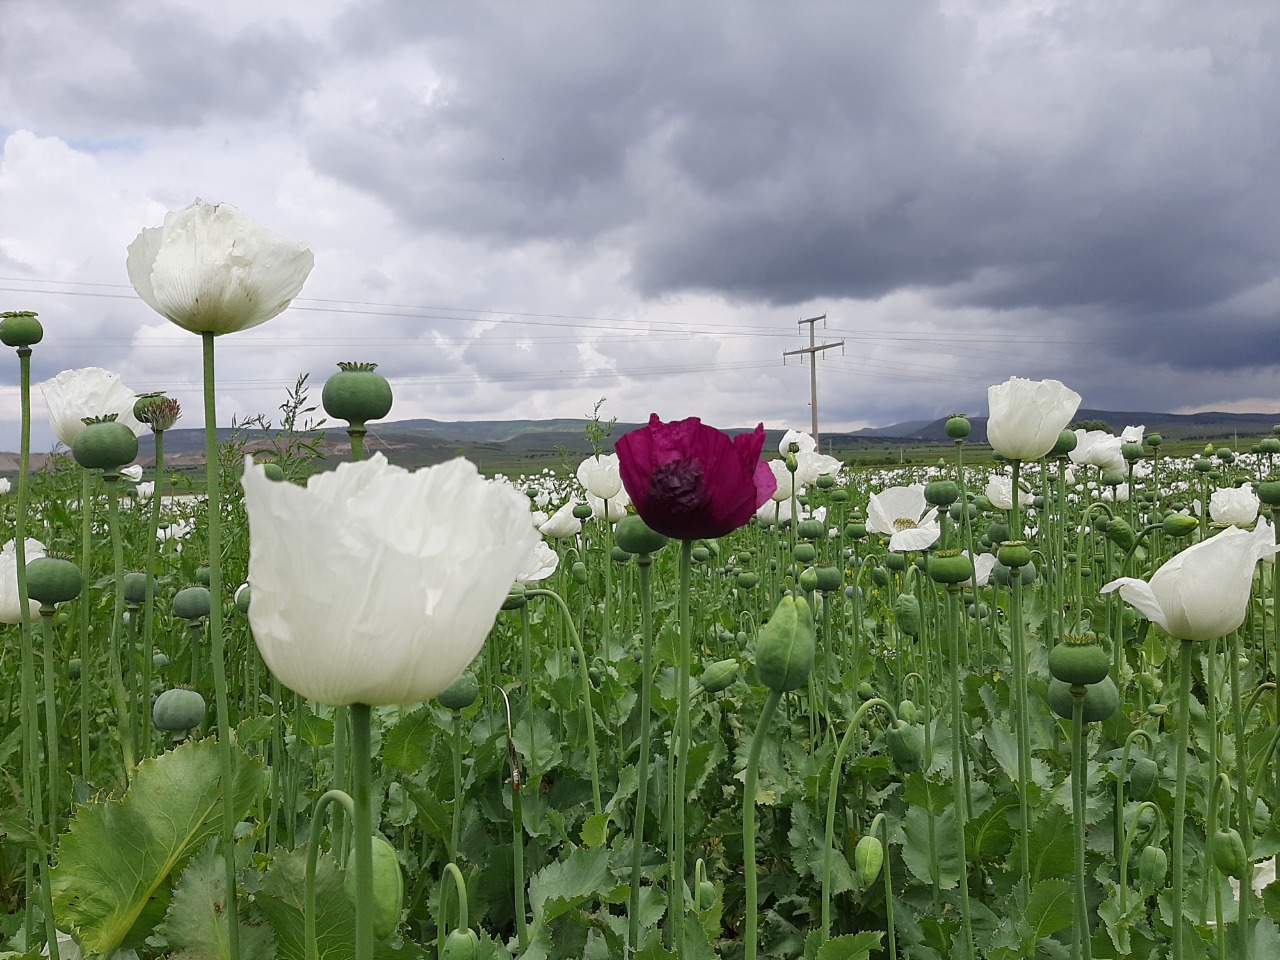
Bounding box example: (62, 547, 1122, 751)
(39, 367, 145, 448)
(1102, 519, 1279, 642)
(539, 500, 583, 540)
(769, 459, 797, 502)
(1070, 430, 1126, 476)
(1209, 486, 1260, 527)
(866, 484, 940, 551)
(575, 454, 623, 500)
(518, 540, 560, 584)
(0, 538, 46, 623)
(127, 198, 314, 336)
(778, 429, 817, 456)
(984, 475, 1014, 511)
(985, 377, 1081, 461)
(120, 464, 144, 482)
(242, 454, 537, 706)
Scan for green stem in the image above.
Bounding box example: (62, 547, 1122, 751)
(105, 477, 137, 773)
(78, 467, 92, 780)
(451, 712, 464, 862)
(1172, 638, 1194, 960)
(350, 702, 374, 960)
(671, 537, 694, 953)
(821, 697, 895, 941)
(141, 428, 165, 760)
(202, 330, 241, 960)
(39, 610, 62, 837)
(744, 689, 783, 960)
(1070, 689, 1087, 960)
(1230, 630, 1253, 958)
(946, 585, 975, 960)
(628, 553, 656, 955)
(305, 789, 356, 960)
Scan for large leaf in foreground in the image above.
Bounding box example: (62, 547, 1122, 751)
(51, 739, 265, 958)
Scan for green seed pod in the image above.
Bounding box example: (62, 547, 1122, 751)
(1128, 756, 1159, 799)
(949, 502, 978, 522)
(571, 561, 589, 585)
(813, 566, 843, 592)
(25, 556, 84, 606)
(700, 659, 739, 694)
(829, 488, 848, 502)
(572, 503, 594, 520)
(1210, 828, 1248, 881)
(1050, 429, 1078, 457)
(123, 571, 150, 605)
(322, 361, 393, 428)
(854, 835, 884, 888)
(234, 583, 251, 615)
(439, 672, 480, 711)
(344, 833, 404, 939)
(898, 699, 918, 724)
(0, 310, 43, 347)
(945, 415, 971, 439)
(997, 540, 1032, 570)
(611, 545, 634, 564)
(894, 594, 922, 637)
(736, 571, 759, 590)
(72, 415, 139, 473)
(68, 657, 82, 680)
(985, 521, 1011, 544)
(816, 473, 836, 490)
(1104, 518, 1138, 552)
(1257, 481, 1280, 507)
(755, 595, 816, 693)
(871, 566, 890, 587)
(1138, 845, 1168, 886)
(691, 545, 711, 563)
(261, 462, 285, 482)
(153, 653, 171, 670)
(928, 549, 973, 585)
(196, 566, 211, 585)
(152, 688, 206, 732)
(172, 586, 212, 621)
(793, 542, 818, 564)
(1047, 676, 1120, 723)
(1147, 433, 1163, 448)
(856, 681, 875, 701)
(440, 928, 480, 960)
(886, 719, 924, 772)
(844, 523, 867, 540)
(884, 552, 907, 572)
(924, 479, 960, 506)
(1048, 633, 1110, 686)
(797, 518, 826, 541)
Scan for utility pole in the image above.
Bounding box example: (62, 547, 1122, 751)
(783, 314, 844, 444)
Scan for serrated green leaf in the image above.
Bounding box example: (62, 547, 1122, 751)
(296, 712, 334, 750)
(158, 840, 274, 960)
(816, 930, 883, 960)
(380, 707, 439, 771)
(50, 738, 265, 959)
(528, 845, 611, 925)
(398, 782, 451, 846)
(1020, 879, 1073, 948)
(900, 805, 960, 890)
(581, 812, 609, 848)
(234, 716, 274, 745)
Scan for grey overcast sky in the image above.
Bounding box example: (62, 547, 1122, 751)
(2, 0, 1279, 450)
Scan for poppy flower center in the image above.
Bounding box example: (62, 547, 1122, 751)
(649, 458, 710, 513)
(893, 517, 917, 531)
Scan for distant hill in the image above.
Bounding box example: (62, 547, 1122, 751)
(853, 409, 1280, 443)
(5, 409, 1278, 474)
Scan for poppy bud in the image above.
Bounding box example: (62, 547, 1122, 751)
(854, 835, 884, 888)
(1162, 513, 1199, 538)
(755, 595, 816, 693)
(1138, 845, 1167, 886)
(700, 659, 739, 693)
(1210, 828, 1248, 880)
(893, 594, 922, 636)
(1104, 518, 1137, 552)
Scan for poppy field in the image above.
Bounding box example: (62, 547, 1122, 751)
(5, 204, 1280, 960)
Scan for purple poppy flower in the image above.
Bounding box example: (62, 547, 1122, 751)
(617, 414, 777, 540)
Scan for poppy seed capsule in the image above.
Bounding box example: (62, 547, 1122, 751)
(173, 586, 212, 621)
(0, 310, 43, 347)
(72, 415, 139, 473)
(945, 415, 971, 439)
(152, 687, 206, 732)
(924, 479, 960, 506)
(1050, 429, 1078, 457)
(928, 549, 973, 585)
(1048, 633, 1110, 686)
(321, 361, 393, 429)
(755, 594, 816, 693)
(26, 556, 84, 606)
(123, 572, 150, 605)
(438, 672, 480, 711)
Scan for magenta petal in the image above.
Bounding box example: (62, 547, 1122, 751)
(753, 460, 778, 507)
(616, 414, 765, 540)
